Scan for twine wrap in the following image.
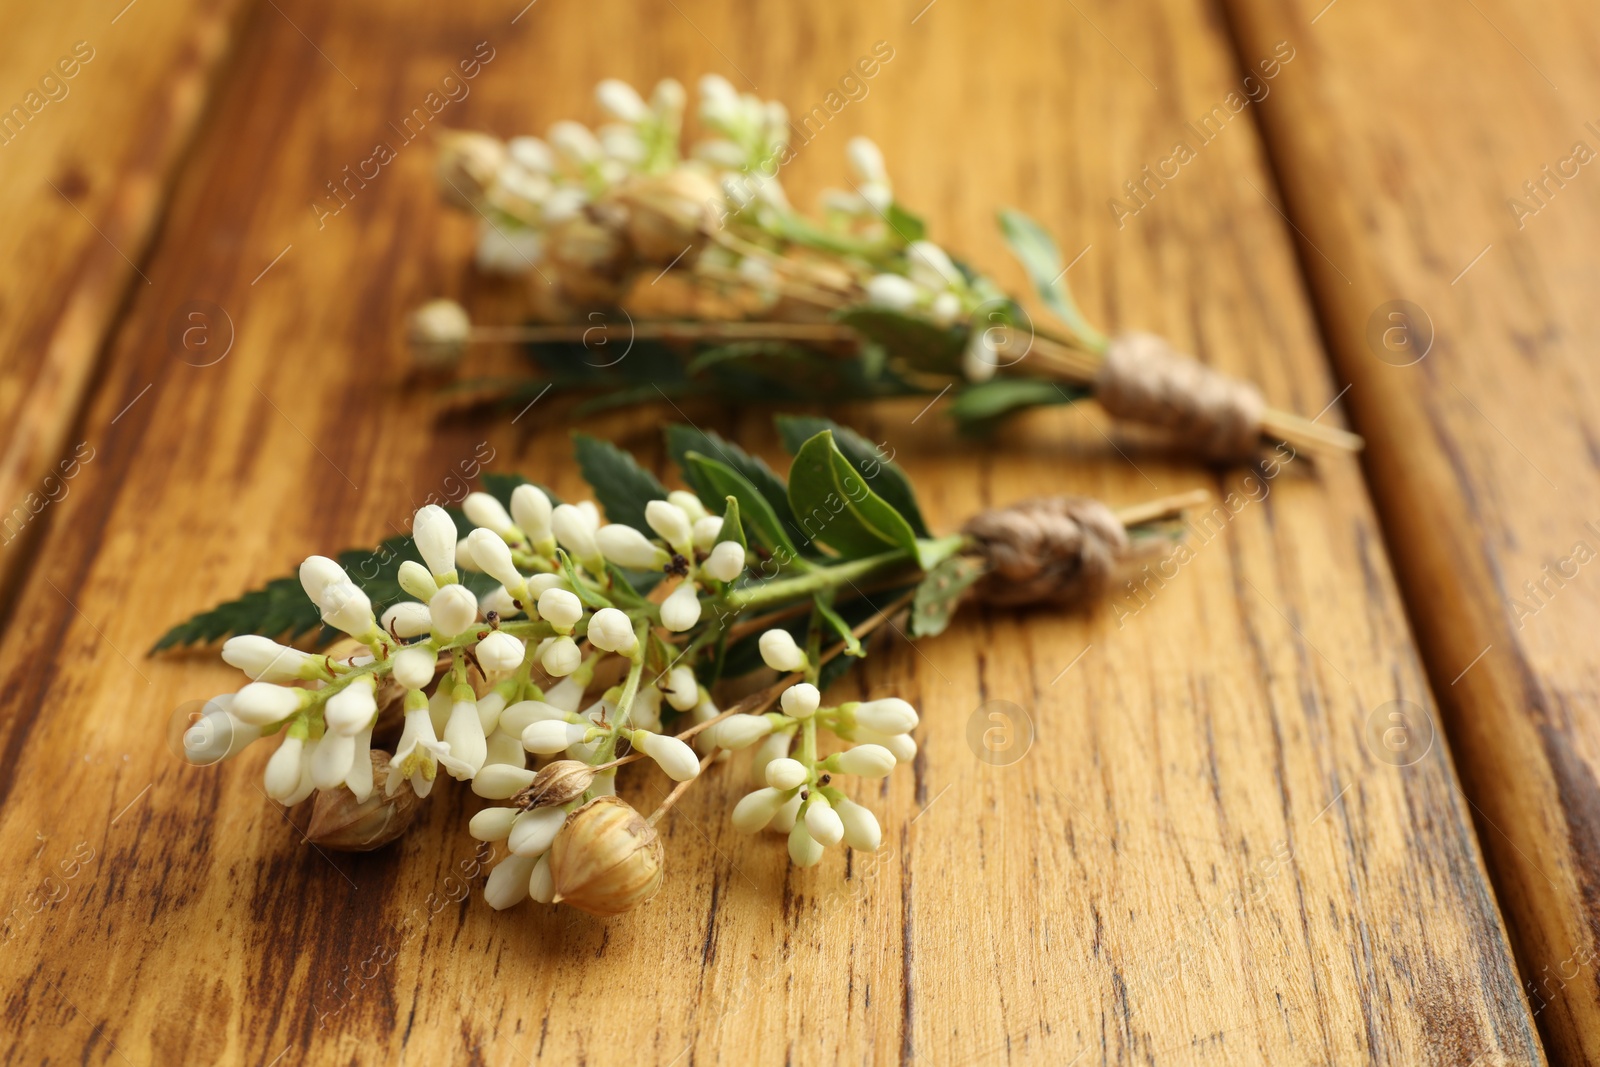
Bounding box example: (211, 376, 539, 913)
(962, 496, 1129, 606)
(1095, 332, 1265, 461)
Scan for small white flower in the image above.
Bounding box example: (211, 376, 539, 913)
(549, 120, 602, 164)
(470, 806, 521, 841)
(388, 705, 446, 797)
(859, 181, 893, 213)
(596, 78, 649, 122)
(540, 636, 582, 676)
(392, 645, 437, 690)
(529, 853, 555, 903)
(466, 528, 524, 595)
(472, 763, 536, 799)
(788, 821, 824, 867)
(428, 583, 479, 637)
(551, 503, 600, 562)
(484, 853, 536, 910)
(455, 539, 483, 572)
(412, 505, 458, 580)
(732, 787, 790, 832)
(264, 734, 307, 801)
(846, 136, 887, 184)
(765, 758, 808, 791)
(498, 700, 570, 735)
(507, 806, 567, 856)
(599, 125, 646, 164)
(750, 728, 791, 784)
(441, 697, 488, 779)
(381, 601, 432, 640)
(477, 631, 526, 675)
(522, 719, 590, 754)
(769, 791, 802, 833)
(692, 515, 724, 550)
(907, 241, 961, 290)
(464, 492, 516, 537)
(479, 585, 519, 620)
(475, 225, 543, 276)
(632, 729, 701, 781)
(231, 682, 307, 726)
(318, 580, 377, 640)
(831, 744, 896, 778)
(538, 588, 583, 632)
(324, 675, 377, 736)
(962, 317, 1000, 383)
(703, 540, 745, 583)
(661, 666, 698, 711)
(587, 607, 636, 653)
(221, 636, 316, 683)
(510, 485, 554, 550)
(864, 273, 920, 312)
(644, 500, 694, 552)
(652, 78, 686, 116)
(483, 727, 526, 768)
(345, 725, 375, 801)
(543, 187, 588, 225)
(298, 555, 351, 603)
(835, 797, 882, 851)
(758, 629, 807, 673)
(596, 524, 667, 570)
(779, 683, 820, 719)
(475, 692, 506, 734)
(310, 730, 357, 790)
(397, 560, 438, 602)
(850, 697, 919, 735)
(710, 714, 775, 750)
(182, 698, 260, 765)
(804, 794, 844, 847)
(660, 583, 701, 632)
(508, 136, 554, 174)
(668, 491, 707, 523)
(930, 290, 962, 326)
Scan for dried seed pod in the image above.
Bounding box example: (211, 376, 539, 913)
(546, 213, 632, 307)
(435, 130, 507, 209)
(547, 796, 663, 916)
(512, 759, 595, 809)
(306, 751, 422, 851)
(618, 168, 721, 265)
(407, 299, 472, 368)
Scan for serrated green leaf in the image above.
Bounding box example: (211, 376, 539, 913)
(775, 415, 930, 537)
(910, 555, 987, 637)
(947, 378, 1088, 427)
(685, 452, 806, 565)
(573, 433, 667, 533)
(997, 208, 1105, 348)
(717, 495, 746, 550)
(787, 430, 918, 561)
(835, 306, 967, 377)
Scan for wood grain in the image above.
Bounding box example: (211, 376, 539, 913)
(0, 0, 246, 605)
(1219, 0, 1600, 1061)
(0, 0, 1543, 1063)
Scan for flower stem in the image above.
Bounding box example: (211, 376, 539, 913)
(724, 550, 912, 612)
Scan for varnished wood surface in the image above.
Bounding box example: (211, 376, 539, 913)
(0, 0, 1545, 1063)
(1222, 0, 1600, 1061)
(0, 0, 246, 604)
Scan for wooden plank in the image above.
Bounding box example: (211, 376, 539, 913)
(0, 0, 1541, 1063)
(0, 0, 248, 601)
(1218, 0, 1600, 1060)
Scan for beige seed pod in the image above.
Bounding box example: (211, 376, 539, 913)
(547, 796, 663, 916)
(512, 759, 595, 809)
(618, 168, 721, 266)
(407, 299, 472, 368)
(545, 213, 632, 308)
(306, 751, 422, 851)
(435, 130, 507, 209)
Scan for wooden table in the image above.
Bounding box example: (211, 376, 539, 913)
(0, 0, 1592, 1063)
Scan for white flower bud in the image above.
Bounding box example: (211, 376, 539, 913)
(835, 797, 882, 851)
(455, 539, 483, 572)
(509, 135, 554, 173)
(692, 516, 724, 550)
(298, 555, 351, 603)
(522, 719, 589, 754)
(596, 78, 649, 122)
(428, 583, 478, 637)
(660, 583, 701, 632)
(769, 791, 802, 833)
(392, 646, 437, 690)
(788, 821, 824, 867)
(758, 629, 807, 673)
(668, 490, 708, 523)
(324, 675, 377, 736)
(846, 136, 887, 184)
(549, 120, 602, 163)
(765, 758, 808, 791)
(264, 735, 306, 800)
(484, 853, 536, 910)
(851, 697, 919, 735)
(832, 744, 896, 778)
(483, 726, 523, 766)
(221, 636, 316, 683)
(963, 317, 1000, 383)
(529, 853, 555, 903)
(780, 683, 820, 719)
(596, 524, 667, 570)
(464, 491, 516, 537)
(587, 607, 636, 653)
(479, 585, 519, 619)
(865, 273, 920, 311)
(750, 728, 790, 783)
(662, 666, 698, 712)
(552, 504, 599, 561)
(232, 682, 307, 726)
(710, 714, 775, 750)
(470, 806, 520, 841)
(540, 636, 582, 676)
(804, 795, 844, 846)
(182, 701, 260, 765)
(397, 560, 438, 602)
(476, 631, 526, 675)
(931, 290, 962, 326)
(442, 699, 487, 779)
(466, 528, 522, 591)
(703, 540, 745, 583)
(472, 763, 537, 799)
(536, 587, 582, 631)
(499, 700, 569, 735)
(632, 730, 700, 782)
(908, 240, 960, 289)
(644, 500, 693, 551)
(731, 787, 789, 833)
(510, 485, 554, 547)
(381, 601, 432, 639)
(412, 505, 458, 579)
(508, 806, 567, 856)
(310, 730, 357, 790)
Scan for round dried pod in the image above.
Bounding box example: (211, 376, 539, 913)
(619, 169, 721, 265)
(305, 752, 422, 851)
(547, 796, 663, 916)
(546, 214, 632, 308)
(407, 299, 472, 368)
(512, 759, 595, 809)
(436, 130, 507, 209)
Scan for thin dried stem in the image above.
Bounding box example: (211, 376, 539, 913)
(1112, 490, 1212, 529)
(647, 752, 717, 825)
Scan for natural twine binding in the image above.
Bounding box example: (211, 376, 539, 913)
(962, 496, 1130, 606)
(1095, 332, 1265, 461)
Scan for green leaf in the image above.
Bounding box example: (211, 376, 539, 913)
(997, 208, 1105, 348)
(664, 425, 799, 536)
(775, 415, 930, 537)
(812, 594, 863, 657)
(910, 555, 987, 638)
(557, 549, 614, 609)
(717, 495, 746, 551)
(835, 306, 967, 377)
(573, 433, 668, 533)
(886, 201, 927, 243)
(947, 378, 1088, 427)
(684, 452, 807, 565)
(786, 430, 918, 562)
